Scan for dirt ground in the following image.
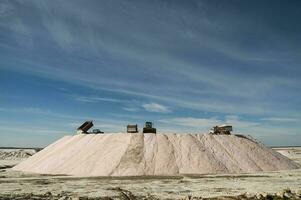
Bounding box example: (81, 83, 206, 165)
(0, 147, 300, 199)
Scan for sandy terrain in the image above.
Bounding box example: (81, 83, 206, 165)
(0, 145, 300, 199)
(13, 133, 299, 176)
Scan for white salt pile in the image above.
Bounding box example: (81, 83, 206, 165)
(276, 150, 294, 158)
(0, 149, 36, 160)
(13, 133, 300, 177)
(0, 149, 36, 169)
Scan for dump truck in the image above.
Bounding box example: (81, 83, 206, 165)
(77, 121, 93, 134)
(77, 121, 104, 134)
(209, 125, 232, 135)
(143, 122, 156, 133)
(127, 124, 138, 133)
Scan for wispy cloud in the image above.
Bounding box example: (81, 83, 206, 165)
(261, 117, 300, 123)
(159, 117, 220, 128)
(75, 95, 124, 103)
(0, 1, 14, 17)
(142, 103, 171, 113)
(0, 126, 65, 135)
(1, 0, 300, 118)
(122, 107, 139, 112)
(0, 107, 49, 114)
(1, 1, 301, 146)
(158, 115, 260, 133)
(224, 115, 259, 128)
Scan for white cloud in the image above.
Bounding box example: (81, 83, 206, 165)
(75, 96, 124, 103)
(225, 115, 259, 128)
(0, 107, 51, 115)
(2, 2, 299, 117)
(261, 117, 300, 123)
(159, 117, 220, 128)
(122, 107, 139, 112)
(0, 2, 14, 17)
(142, 103, 171, 113)
(158, 115, 261, 133)
(0, 126, 64, 135)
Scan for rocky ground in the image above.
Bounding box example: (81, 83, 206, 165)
(0, 188, 300, 200)
(0, 147, 300, 200)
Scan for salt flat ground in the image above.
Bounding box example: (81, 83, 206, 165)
(0, 147, 300, 199)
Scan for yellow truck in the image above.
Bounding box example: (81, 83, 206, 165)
(210, 125, 232, 135)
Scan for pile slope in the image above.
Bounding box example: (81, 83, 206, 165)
(13, 133, 300, 176)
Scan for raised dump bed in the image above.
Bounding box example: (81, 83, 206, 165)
(77, 121, 93, 134)
(76, 121, 103, 134)
(127, 124, 138, 133)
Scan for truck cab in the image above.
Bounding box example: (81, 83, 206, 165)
(143, 122, 156, 133)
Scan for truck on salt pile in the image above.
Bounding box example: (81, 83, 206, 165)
(127, 122, 157, 133)
(77, 121, 157, 134)
(143, 122, 156, 133)
(209, 125, 232, 135)
(127, 124, 138, 133)
(77, 121, 104, 134)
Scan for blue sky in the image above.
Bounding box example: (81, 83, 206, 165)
(0, 0, 300, 147)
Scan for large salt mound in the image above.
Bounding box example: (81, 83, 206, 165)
(13, 133, 300, 176)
